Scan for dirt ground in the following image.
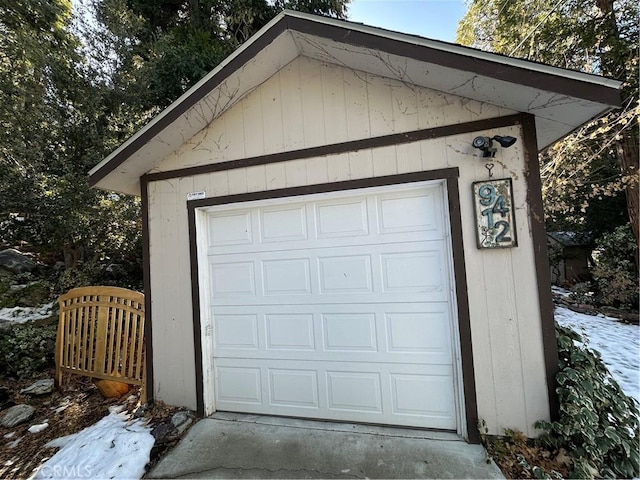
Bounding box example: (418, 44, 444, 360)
(0, 372, 181, 479)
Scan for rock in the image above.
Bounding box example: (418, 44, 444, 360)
(568, 304, 597, 315)
(1, 404, 35, 428)
(0, 249, 36, 274)
(133, 404, 149, 418)
(171, 411, 194, 434)
(600, 306, 640, 325)
(21, 379, 54, 395)
(151, 421, 178, 444)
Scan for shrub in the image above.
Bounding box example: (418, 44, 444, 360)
(591, 224, 638, 309)
(0, 321, 57, 379)
(535, 325, 639, 478)
(568, 282, 596, 306)
(53, 260, 143, 295)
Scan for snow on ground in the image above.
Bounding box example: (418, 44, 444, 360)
(551, 285, 572, 298)
(32, 406, 154, 480)
(0, 303, 54, 324)
(555, 306, 640, 405)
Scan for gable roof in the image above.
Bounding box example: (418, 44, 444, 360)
(90, 10, 622, 196)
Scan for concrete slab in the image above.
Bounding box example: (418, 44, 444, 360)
(148, 413, 504, 479)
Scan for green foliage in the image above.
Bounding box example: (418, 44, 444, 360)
(0, 0, 144, 278)
(567, 282, 596, 306)
(0, 282, 52, 308)
(93, 0, 350, 110)
(0, 321, 57, 379)
(53, 259, 143, 294)
(592, 224, 639, 309)
(535, 325, 639, 479)
(457, 0, 639, 243)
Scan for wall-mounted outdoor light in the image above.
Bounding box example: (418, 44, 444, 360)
(472, 135, 517, 157)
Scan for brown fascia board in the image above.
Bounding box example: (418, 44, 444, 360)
(89, 12, 622, 188)
(287, 15, 622, 107)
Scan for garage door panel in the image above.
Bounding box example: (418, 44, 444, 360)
(260, 205, 307, 243)
(318, 255, 373, 294)
(327, 371, 383, 413)
(216, 366, 262, 405)
(265, 313, 315, 350)
(210, 261, 256, 297)
(315, 198, 369, 238)
(208, 210, 253, 247)
(390, 373, 456, 418)
(215, 314, 259, 350)
(212, 303, 453, 365)
(205, 185, 447, 257)
(381, 251, 445, 293)
(385, 312, 452, 354)
(377, 190, 443, 235)
(207, 230, 442, 256)
(206, 181, 459, 430)
(322, 313, 377, 352)
(208, 241, 449, 303)
(213, 358, 456, 429)
(262, 258, 311, 295)
(269, 369, 319, 408)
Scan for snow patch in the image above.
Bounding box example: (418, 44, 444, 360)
(0, 303, 55, 324)
(33, 407, 154, 479)
(28, 423, 49, 434)
(555, 306, 639, 405)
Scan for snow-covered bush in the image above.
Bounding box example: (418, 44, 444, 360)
(535, 325, 639, 478)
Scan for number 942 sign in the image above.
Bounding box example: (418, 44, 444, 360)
(472, 178, 517, 249)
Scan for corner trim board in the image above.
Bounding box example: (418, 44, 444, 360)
(140, 176, 154, 405)
(520, 113, 560, 420)
(188, 206, 205, 416)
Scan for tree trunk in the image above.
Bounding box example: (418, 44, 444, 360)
(617, 130, 639, 264)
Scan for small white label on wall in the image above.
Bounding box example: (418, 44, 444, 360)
(187, 191, 206, 201)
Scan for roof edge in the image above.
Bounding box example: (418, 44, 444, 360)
(89, 11, 291, 184)
(286, 10, 622, 90)
(90, 10, 623, 189)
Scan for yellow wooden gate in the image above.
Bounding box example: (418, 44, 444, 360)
(55, 286, 146, 402)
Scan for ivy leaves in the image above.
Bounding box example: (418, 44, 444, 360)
(535, 325, 639, 479)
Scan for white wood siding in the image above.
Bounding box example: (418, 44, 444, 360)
(152, 57, 514, 173)
(147, 58, 549, 436)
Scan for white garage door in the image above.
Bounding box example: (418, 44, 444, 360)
(202, 181, 460, 430)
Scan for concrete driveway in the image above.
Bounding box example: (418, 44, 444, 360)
(147, 413, 504, 479)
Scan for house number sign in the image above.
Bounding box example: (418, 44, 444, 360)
(472, 178, 517, 249)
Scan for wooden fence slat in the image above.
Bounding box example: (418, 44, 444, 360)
(127, 311, 137, 379)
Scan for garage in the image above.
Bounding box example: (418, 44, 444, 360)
(88, 11, 622, 440)
(199, 181, 461, 430)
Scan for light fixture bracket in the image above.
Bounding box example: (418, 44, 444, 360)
(472, 135, 517, 158)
